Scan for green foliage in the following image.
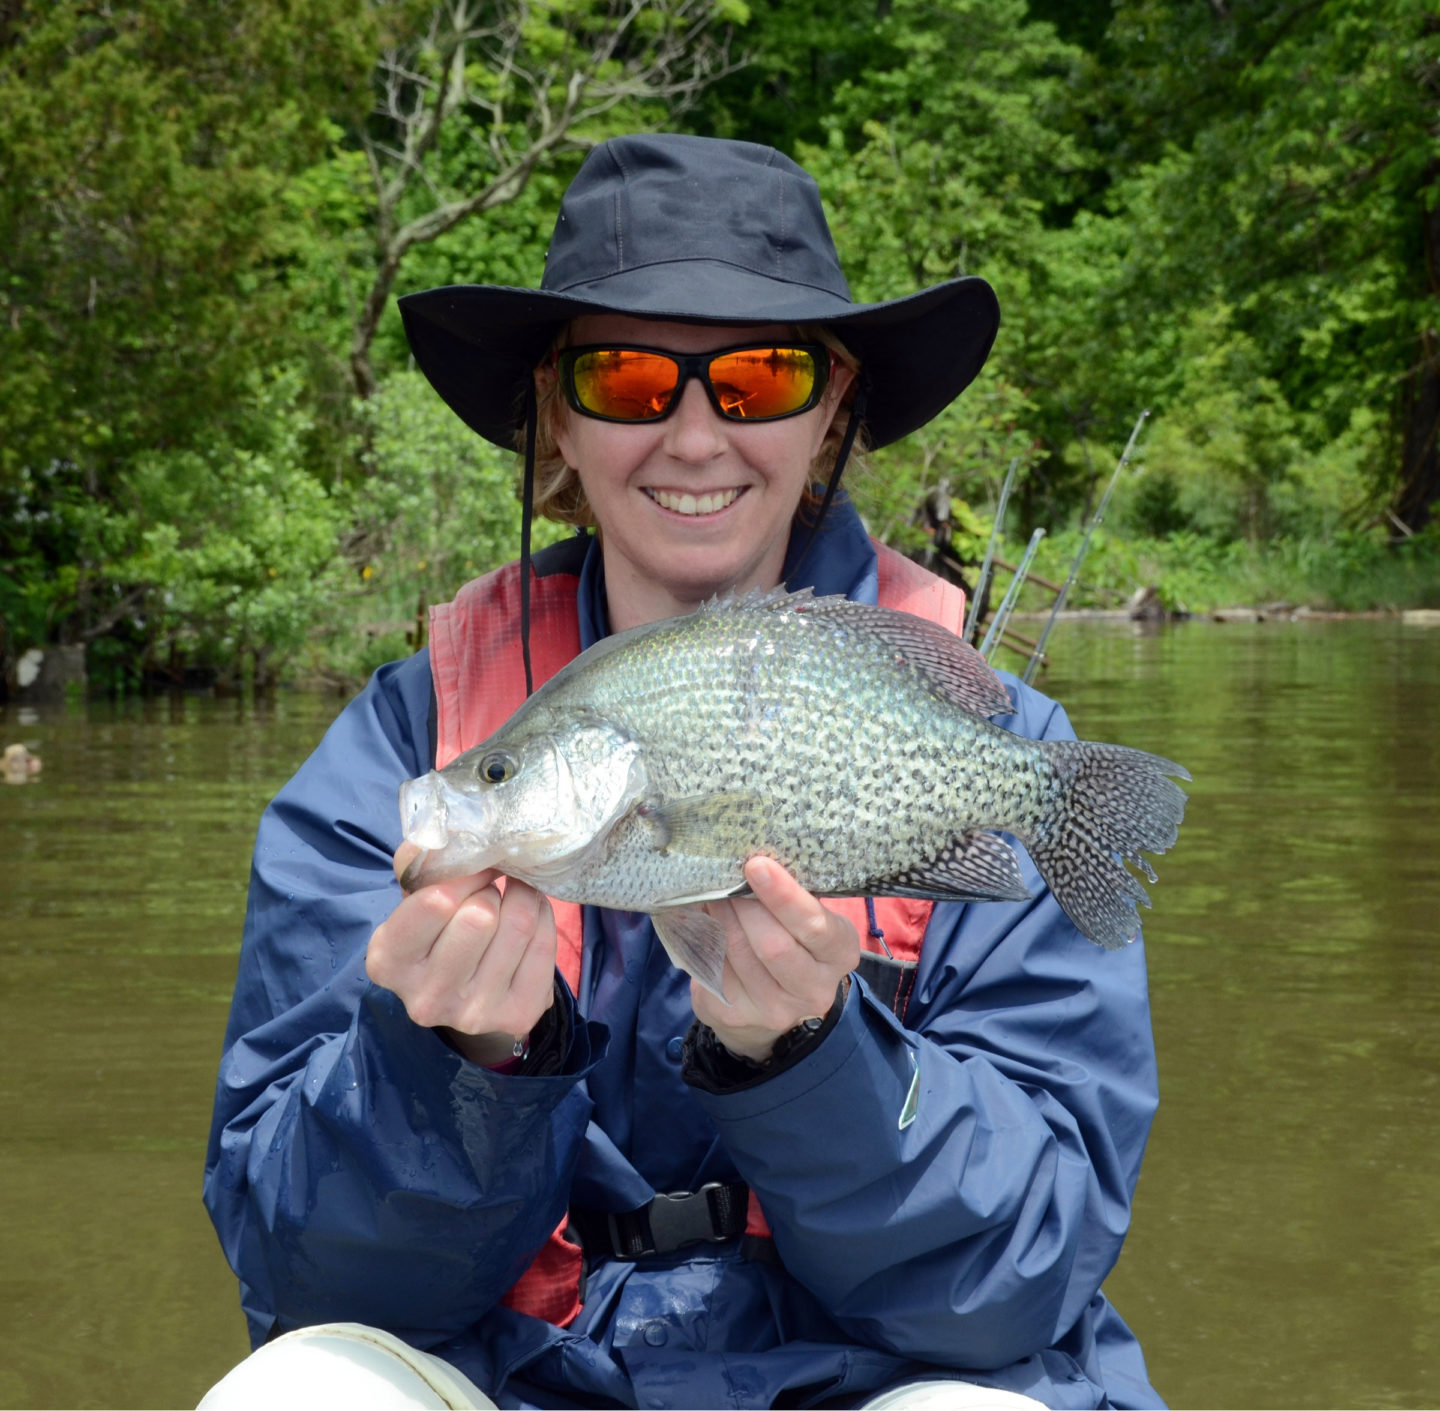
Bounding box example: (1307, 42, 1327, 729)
(850, 369, 1040, 556)
(304, 372, 570, 686)
(0, 0, 374, 674)
(97, 369, 348, 688)
(1041, 0, 1439, 510)
(347, 371, 565, 606)
(1134, 305, 1306, 542)
(375, 171, 573, 374)
(0, 0, 373, 467)
(991, 520, 1440, 618)
(4, 0, 1438, 692)
(801, 0, 1085, 299)
(774, 0, 1090, 532)
(695, 0, 900, 150)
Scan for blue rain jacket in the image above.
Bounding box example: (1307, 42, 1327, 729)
(204, 503, 1163, 1410)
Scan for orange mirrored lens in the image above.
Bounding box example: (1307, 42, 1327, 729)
(708, 348, 817, 419)
(568, 346, 821, 421)
(571, 350, 679, 420)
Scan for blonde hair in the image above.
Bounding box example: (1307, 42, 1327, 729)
(521, 324, 868, 528)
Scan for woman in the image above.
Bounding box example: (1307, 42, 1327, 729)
(203, 134, 1163, 1410)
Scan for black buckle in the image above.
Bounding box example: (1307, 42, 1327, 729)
(648, 1183, 735, 1255)
(595, 1181, 742, 1259)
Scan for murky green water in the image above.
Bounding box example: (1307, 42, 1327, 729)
(1, 619, 1436, 1409)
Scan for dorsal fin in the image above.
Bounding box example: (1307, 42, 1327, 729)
(698, 584, 831, 613)
(800, 597, 1016, 718)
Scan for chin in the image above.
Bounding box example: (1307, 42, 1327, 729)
(663, 553, 767, 599)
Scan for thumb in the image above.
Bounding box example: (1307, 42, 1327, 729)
(393, 840, 423, 885)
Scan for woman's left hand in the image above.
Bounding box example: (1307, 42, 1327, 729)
(691, 856, 861, 1063)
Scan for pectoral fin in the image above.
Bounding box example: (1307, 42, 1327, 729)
(638, 791, 772, 858)
(651, 907, 730, 1003)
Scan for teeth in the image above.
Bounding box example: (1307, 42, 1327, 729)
(649, 488, 741, 516)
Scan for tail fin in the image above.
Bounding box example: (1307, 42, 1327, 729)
(1028, 741, 1190, 949)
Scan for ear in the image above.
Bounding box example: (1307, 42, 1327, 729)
(825, 361, 857, 414)
(812, 360, 857, 457)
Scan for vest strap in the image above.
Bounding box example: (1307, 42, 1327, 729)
(854, 950, 920, 1018)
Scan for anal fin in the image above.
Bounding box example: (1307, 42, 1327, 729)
(878, 831, 1033, 905)
(651, 907, 731, 1003)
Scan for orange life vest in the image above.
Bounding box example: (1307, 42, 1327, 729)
(426, 537, 965, 1327)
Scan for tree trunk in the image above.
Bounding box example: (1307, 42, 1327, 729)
(351, 249, 402, 401)
(1394, 166, 1440, 535)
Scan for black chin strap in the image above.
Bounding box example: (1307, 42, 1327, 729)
(788, 383, 868, 588)
(520, 388, 538, 697)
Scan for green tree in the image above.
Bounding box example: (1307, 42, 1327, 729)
(344, 0, 748, 397)
(108, 369, 348, 689)
(786, 0, 1086, 535)
(1055, 0, 1440, 529)
(0, 0, 374, 671)
(692, 0, 890, 152)
(347, 369, 565, 607)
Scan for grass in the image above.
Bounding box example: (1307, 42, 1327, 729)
(1004, 527, 1440, 617)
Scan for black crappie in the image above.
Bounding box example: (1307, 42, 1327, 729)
(399, 587, 1189, 997)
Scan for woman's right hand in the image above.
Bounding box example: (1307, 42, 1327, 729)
(366, 842, 558, 1067)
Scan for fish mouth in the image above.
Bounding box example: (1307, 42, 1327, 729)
(399, 773, 452, 851)
(644, 486, 746, 517)
(399, 835, 502, 893)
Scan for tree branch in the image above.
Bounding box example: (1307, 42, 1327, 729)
(348, 0, 743, 400)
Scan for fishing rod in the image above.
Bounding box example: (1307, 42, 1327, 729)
(1021, 409, 1151, 685)
(980, 526, 1047, 662)
(963, 456, 1023, 646)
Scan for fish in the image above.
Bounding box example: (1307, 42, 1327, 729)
(398, 587, 1190, 998)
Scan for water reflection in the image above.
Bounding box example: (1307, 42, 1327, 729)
(0, 690, 343, 1409)
(2, 742, 42, 785)
(1040, 619, 1440, 1410)
(0, 621, 1435, 1409)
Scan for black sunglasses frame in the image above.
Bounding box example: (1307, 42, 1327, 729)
(555, 342, 832, 425)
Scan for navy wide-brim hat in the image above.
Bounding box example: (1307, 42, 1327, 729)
(398, 133, 1000, 451)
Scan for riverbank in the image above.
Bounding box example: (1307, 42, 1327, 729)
(993, 525, 1440, 624)
(1010, 605, 1440, 624)
(8, 525, 1438, 704)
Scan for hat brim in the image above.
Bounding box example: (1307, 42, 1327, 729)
(397, 262, 1000, 450)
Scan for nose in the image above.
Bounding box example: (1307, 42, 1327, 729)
(661, 377, 727, 464)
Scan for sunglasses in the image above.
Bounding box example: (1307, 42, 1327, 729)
(556, 342, 832, 424)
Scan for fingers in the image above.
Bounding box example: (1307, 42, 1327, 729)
(743, 857, 854, 964)
(460, 880, 557, 1032)
(689, 859, 860, 1054)
(368, 852, 556, 1040)
(729, 858, 858, 998)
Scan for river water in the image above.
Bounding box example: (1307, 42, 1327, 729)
(0, 618, 1436, 1409)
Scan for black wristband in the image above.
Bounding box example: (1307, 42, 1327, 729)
(681, 978, 848, 1095)
(514, 978, 572, 1077)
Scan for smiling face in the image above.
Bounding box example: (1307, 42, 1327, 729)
(539, 315, 854, 631)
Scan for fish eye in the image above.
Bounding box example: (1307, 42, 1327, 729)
(476, 751, 515, 784)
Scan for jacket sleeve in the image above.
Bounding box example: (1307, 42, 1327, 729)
(202, 653, 603, 1347)
(688, 680, 1160, 1371)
